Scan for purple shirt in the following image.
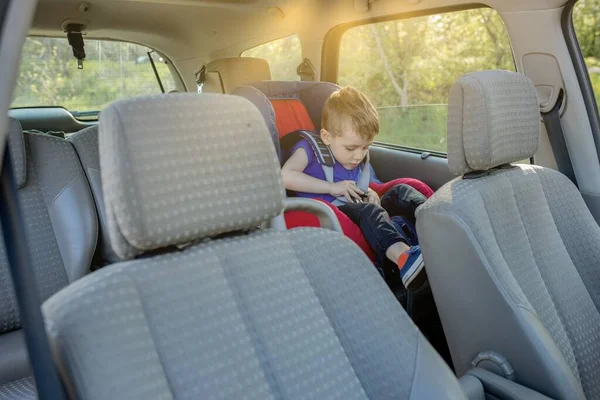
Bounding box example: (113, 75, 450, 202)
(291, 139, 362, 203)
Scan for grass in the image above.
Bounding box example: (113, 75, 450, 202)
(376, 71, 600, 154)
(376, 105, 448, 153)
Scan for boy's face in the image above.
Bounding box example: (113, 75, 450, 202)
(321, 127, 372, 170)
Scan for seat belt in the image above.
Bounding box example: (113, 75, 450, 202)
(0, 147, 67, 400)
(325, 152, 371, 206)
(195, 65, 206, 92)
(541, 89, 578, 186)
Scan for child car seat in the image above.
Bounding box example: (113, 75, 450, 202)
(233, 81, 433, 260)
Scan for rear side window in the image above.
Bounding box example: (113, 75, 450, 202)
(11, 37, 177, 118)
(241, 35, 303, 81)
(573, 0, 600, 114)
(338, 8, 514, 153)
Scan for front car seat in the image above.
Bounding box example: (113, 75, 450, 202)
(40, 93, 468, 399)
(417, 70, 600, 400)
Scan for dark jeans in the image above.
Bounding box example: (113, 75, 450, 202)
(338, 202, 407, 265)
(380, 184, 427, 224)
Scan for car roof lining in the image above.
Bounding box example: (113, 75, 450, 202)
(30, 0, 569, 65)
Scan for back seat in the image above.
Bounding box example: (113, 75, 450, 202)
(68, 126, 118, 264)
(0, 118, 97, 399)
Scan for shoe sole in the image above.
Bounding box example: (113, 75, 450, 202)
(402, 253, 425, 289)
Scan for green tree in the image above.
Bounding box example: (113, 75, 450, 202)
(338, 8, 514, 151)
(12, 38, 175, 113)
(574, 0, 600, 111)
(242, 35, 303, 81)
(574, 0, 600, 60)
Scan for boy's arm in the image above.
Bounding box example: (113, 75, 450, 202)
(281, 147, 333, 194)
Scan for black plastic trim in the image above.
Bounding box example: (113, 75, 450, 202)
(372, 142, 447, 159)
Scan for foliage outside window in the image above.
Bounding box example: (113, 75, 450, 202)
(339, 9, 514, 153)
(573, 0, 600, 114)
(11, 37, 177, 117)
(242, 35, 303, 81)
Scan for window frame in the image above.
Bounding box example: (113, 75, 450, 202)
(11, 36, 184, 120)
(321, 4, 515, 155)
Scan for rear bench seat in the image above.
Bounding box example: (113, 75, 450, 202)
(68, 126, 118, 264)
(0, 118, 97, 399)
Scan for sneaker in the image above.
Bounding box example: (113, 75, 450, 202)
(398, 245, 425, 289)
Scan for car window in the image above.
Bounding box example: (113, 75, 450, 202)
(11, 37, 177, 118)
(338, 8, 514, 153)
(573, 0, 600, 114)
(241, 34, 303, 81)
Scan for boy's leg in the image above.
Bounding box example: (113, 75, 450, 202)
(338, 203, 406, 261)
(391, 216, 419, 246)
(338, 202, 425, 288)
(380, 184, 427, 223)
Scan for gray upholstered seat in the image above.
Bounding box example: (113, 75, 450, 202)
(69, 126, 118, 264)
(417, 70, 600, 400)
(41, 93, 468, 399)
(0, 118, 97, 399)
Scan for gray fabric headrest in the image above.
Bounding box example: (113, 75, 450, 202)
(7, 118, 27, 188)
(99, 93, 285, 260)
(447, 70, 541, 175)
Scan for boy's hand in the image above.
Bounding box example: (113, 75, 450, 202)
(366, 188, 380, 205)
(330, 180, 364, 203)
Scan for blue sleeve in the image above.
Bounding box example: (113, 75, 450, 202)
(290, 139, 315, 165)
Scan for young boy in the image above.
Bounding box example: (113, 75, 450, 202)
(281, 87, 425, 289)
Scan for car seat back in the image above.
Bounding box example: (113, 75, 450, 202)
(417, 70, 598, 400)
(42, 93, 466, 400)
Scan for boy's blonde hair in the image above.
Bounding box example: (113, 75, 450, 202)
(321, 87, 379, 141)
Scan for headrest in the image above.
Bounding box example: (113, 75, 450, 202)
(199, 57, 272, 94)
(7, 118, 26, 188)
(232, 81, 340, 160)
(447, 70, 540, 175)
(99, 93, 285, 260)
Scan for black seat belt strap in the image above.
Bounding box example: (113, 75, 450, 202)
(541, 89, 578, 186)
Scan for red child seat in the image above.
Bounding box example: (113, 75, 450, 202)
(232, 81, 433, 261)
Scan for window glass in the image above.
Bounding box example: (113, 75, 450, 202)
(338, 9, 514, 152)
(242, 35, 303, 81)
(11, 37, 177, 118)
(573, 0, 600, 113)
